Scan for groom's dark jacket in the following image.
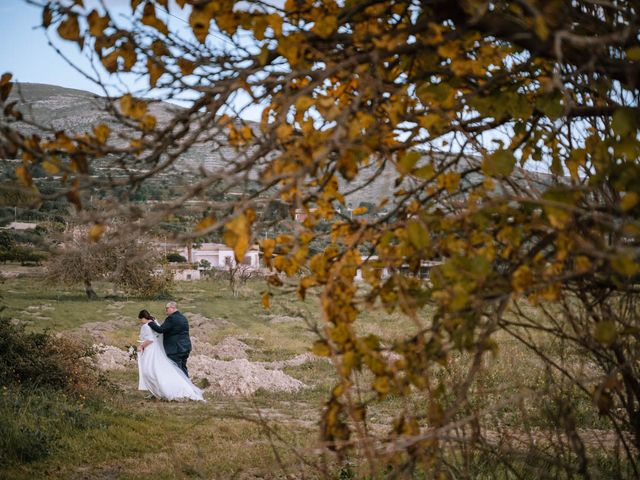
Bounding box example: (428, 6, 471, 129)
(148, 311, 192, 356)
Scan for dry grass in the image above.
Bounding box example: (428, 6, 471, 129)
(0, 269, 628, 478)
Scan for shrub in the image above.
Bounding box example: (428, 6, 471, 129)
(0, 318, 97, 395)
(166, 252, 187, 263)
(0, 318, 109, 468)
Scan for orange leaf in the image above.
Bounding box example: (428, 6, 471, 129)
(88, 223, 106, 242)
(15, 166, 32, 186)
(147, 58, 164, 88)
(88, 10, 110, 37)
(93, 124, 110, 144)
(57, 14, 81, 42)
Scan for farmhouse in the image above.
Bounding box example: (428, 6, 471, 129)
(179, 243, 261, 269)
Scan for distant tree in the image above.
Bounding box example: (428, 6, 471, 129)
(198, 259, 211, 270)
(46, 229, 172, 298)
(166, 252, 187, 263)
(226, 263, 255, 297)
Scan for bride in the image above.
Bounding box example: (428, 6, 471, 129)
(137, 310, 204, 401)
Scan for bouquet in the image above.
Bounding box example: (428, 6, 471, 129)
(125, 344, 138, 361)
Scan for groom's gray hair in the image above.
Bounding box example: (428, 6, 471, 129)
(166, 301, 177, 309)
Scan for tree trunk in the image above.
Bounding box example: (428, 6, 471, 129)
(84, 279, 98, 299)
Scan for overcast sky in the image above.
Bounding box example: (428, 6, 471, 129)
(0, 1, 111, 94)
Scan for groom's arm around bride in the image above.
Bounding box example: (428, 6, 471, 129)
(147, 301, 192, 377)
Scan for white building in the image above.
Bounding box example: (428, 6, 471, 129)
(172, 268, 201, 281)
(179, 243, 261, 269)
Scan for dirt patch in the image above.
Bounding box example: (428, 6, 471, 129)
(257, 352, 326, 369)
(92, 344, 132, 371)
(209, 337, 251, 360)
(190, 336, 251, 360)
(267, 315, 305, 325)
(189, 356, 305, 395)
(71, 317, 131, 343)
(185, 312, 232, 333)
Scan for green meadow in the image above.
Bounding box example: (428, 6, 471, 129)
(0, 267, 630, 479)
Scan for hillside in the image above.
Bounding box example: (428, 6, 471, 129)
(7, 83, 236, 178)
(5, 83, 561, 206)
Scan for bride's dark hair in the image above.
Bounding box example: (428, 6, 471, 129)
(138, 309, 155, 321)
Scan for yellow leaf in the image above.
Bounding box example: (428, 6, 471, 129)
(352, 206, 368, 216)
(372, 376, 391, 395)
(215, 13, 238, 36)
(533, 15, 549, 40)
(313, 15, 337, 38)
(512, 265, 532, 293)
(240, 125, 253, 141)
(407, 220, 429, 250)
(620, 192, 639, 211)
(267, 13, 283, 37)
(223, 209, 256, 262)
(147, 58, 164, 88)
(41, 159, 60, 174)
(276, 123, 293, 142)
(120, 94, 148, 120)
(312, 340, 331, 357)
(195, 215, 215, 232)
(261, 292, 270, 309)
(257, 46, 270, 66)
(88, 223, 106, 242)
(140, 114, 157, 132)
(277, 34, 303, 66)
(93, 124, 110, 144)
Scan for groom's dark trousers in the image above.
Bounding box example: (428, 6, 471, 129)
(147, 311, 192, 377)
(167, 352, 189, 377)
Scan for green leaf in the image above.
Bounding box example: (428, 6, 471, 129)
(482, 150, 516, 177)
(407, 220, 429, 250)
(626, 46, 640, 61)
(594, 321, 617, 346)
(312, 340, 331, 357)
(536, 93, 563, 120)
(612, 108, 637, 137)
(398, 151, 421, 175)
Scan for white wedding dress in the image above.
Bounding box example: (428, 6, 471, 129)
(137, 323, 204, 401)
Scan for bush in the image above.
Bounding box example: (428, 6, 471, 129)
(0, 318, 108, 468)
(166, 252, 187, 263)
(0, 318, 97, 394)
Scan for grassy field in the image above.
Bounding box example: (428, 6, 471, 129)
(2, 269, 417, 479)
(0, 266, 629, 478)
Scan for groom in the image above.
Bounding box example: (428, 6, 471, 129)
(147, 301, 192, 377)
